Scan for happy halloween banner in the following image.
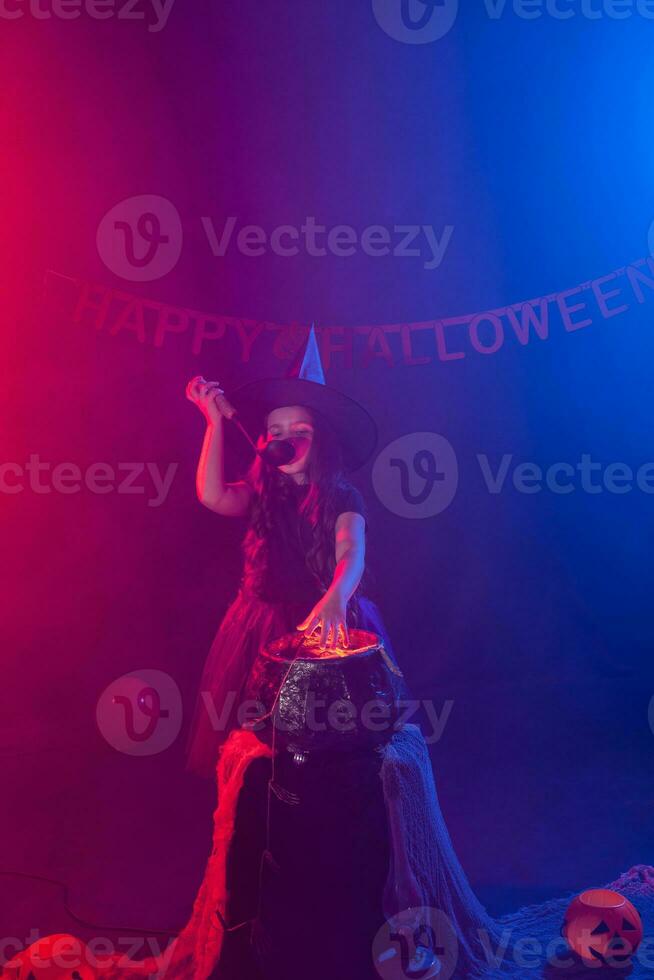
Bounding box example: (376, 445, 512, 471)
(44, 257, 654, 369)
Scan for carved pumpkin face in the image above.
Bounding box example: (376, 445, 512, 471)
(2, 934, 98, 979)
(562, 889, 643, 967)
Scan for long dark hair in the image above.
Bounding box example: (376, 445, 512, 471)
(242, 406, 369, 596)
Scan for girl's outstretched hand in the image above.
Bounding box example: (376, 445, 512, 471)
(297, 592, 349, 651)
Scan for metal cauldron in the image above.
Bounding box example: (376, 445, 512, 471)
(242, 628, 406, 756)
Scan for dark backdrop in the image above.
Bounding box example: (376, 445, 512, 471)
(2, 0, 653, 949)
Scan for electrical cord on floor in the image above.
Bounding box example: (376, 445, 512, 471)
(0, 871, 179, 938)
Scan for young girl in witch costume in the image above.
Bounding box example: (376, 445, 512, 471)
(184, 326, 405, 780)
(180, 329, 502, 980)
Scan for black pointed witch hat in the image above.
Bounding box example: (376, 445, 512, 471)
(231, 325, 377, 471)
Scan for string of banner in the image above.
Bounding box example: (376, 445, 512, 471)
(43, 256, 654, 369)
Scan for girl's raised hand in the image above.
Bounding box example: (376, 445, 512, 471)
(185, 376, 234, 425)
(297, 593, 349, 651)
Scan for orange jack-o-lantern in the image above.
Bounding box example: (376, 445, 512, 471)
(562, 889, 643, 967)
(2, 933, 98, 979)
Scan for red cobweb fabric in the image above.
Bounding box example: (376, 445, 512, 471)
(18, 725, 653, 979)
(98, 730, 271, 979)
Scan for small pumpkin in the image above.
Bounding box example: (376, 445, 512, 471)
(562, 888, 643, 967)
